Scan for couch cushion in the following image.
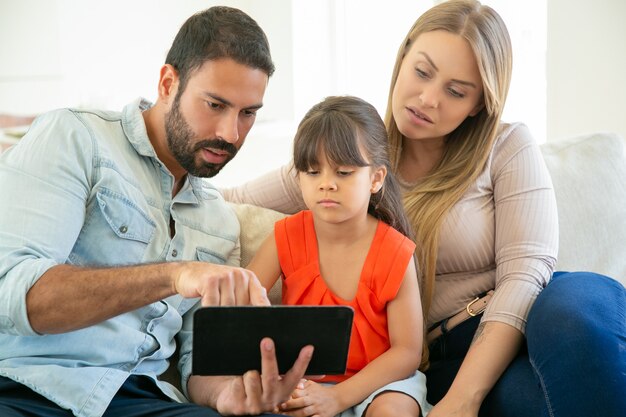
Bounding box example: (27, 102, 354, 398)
(541, 132, 626, 284)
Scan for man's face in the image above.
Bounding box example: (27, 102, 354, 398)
(164, 58, 268, 178)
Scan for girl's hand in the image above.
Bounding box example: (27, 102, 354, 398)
(278, 380, 343, 417)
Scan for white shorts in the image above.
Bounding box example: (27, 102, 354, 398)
(332, 371, 432, 417)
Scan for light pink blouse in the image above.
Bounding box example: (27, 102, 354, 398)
(222, 123, 559, 332)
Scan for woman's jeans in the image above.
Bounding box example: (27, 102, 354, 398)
(425, 272, 626, 417)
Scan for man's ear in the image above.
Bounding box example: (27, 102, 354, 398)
(158, 64, 179, 104)
(371, 165, 387, 193)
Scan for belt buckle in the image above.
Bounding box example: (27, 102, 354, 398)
(466, 295, 486, 317)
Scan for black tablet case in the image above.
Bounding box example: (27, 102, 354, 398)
(192, 306, 353, 376)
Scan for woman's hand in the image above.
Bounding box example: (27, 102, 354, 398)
(278, 380, 343, 417)
(428, 394, 479, 417)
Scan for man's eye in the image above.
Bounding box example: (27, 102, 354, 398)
(242, 109, 257, 117)
(207, 101, 222, 110)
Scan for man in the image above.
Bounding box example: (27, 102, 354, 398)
(0, 7, 311, 417)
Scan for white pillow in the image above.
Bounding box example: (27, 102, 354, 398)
(541, 132, 626, 285)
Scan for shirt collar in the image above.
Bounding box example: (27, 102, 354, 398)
(122, 97, 157, 158)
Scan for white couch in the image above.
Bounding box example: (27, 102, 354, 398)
(233, 131, 626, 292)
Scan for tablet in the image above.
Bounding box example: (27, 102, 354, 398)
(192, 305, 353, 376)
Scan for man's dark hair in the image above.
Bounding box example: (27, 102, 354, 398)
(165, 6, 274, 92)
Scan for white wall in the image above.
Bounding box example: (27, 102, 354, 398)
(547, 0, 626, 141)
(12, 1, 620, 188)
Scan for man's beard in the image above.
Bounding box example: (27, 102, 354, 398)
(165, 97, 238, 178)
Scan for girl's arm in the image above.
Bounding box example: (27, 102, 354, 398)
(245, 231, 283, 293)
(282, 259, 423, 417)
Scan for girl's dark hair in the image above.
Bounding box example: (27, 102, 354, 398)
(293, 96, 414, 241)
(165, 6, 274, 92)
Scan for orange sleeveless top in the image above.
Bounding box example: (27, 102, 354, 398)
(274, 210, 416, 383)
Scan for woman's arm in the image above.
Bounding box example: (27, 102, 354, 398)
(429, 322, 522, 417)
(221, 164, 307, 214)
(431, 124, 559, 417)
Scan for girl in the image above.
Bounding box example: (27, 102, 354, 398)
(247, 96, 430, 417)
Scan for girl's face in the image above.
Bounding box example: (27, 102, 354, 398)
(391, 30, 484, 143)
(298, 146, 385, 225)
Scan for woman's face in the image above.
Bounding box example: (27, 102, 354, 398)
(392, 30, 484, 143)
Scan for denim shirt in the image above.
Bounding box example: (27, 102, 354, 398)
(0, 98, 240, 417)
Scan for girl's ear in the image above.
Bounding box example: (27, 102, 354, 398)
(371, 165, 387, 193)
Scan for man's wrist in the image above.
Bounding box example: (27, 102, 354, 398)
(188, 375, 231, 409)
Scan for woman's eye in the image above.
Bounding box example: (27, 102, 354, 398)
(415, 68, 429, 79)
(448, 88, 465, 98)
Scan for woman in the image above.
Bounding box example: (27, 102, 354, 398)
(223, 1, 626, 416)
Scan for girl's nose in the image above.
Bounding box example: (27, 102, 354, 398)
(318, 174, 337, 191)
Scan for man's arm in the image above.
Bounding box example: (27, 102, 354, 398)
(27, 261, 268, 334)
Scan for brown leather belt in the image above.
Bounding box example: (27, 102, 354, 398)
(427, 290, 494, 344)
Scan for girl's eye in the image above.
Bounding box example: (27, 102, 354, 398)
(337, 170, 353, 177)
(305, 170, 319, 176)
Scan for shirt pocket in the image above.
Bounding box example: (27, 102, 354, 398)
(70, 188, 157, 266)
(195, 247, 227, 264)
(96, 189, 156, 243)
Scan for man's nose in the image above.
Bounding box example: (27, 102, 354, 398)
(215, 112, 239, 143)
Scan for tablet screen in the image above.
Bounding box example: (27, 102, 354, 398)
(192, 305, 353, 376)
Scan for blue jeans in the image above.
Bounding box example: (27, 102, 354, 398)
(0, 375, 283, 417)
(425, 272, 626, 417)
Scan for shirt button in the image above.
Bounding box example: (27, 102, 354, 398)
(171, 249, 178, 257)
(119, 225, 128, 234)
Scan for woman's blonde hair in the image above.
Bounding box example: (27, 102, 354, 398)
(384, 0, 512, 367)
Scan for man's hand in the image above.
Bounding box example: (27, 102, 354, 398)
(189, 338, 314, 414)
(173, 262, 270, 307)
